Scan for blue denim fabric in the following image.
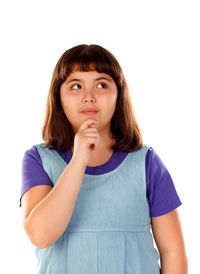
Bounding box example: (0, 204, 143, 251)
(35, 143, 161, 274)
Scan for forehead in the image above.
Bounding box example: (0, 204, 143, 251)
(67, 71, 113, 81)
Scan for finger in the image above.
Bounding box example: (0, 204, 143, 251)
(83, 126, 99, 132)
(79, 119, 99, 131)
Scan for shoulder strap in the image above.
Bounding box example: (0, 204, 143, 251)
(35, 143, 67, 185)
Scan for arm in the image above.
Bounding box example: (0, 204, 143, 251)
(151, 209, 188, 274)
(22, 158, 86, 248)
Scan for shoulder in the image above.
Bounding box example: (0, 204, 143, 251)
(145, 145, 171, 179)
(144, 145, 182, 217)
(22, 142, 57, 169)
(132, 144, 155, 165)
(23, 143, 52, 159)
(144, 144, 171, 191)
(21, 144, 47, 175)
(20, 144, 54, 207)
(22, 144, 41, 163)
(127, 143, 151, 158)
(23, 142, 60, 164)
(143, 145, 158, 160)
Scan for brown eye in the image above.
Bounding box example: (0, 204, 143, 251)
(97, 83, 107, 88)
(71, 84, 81, 90)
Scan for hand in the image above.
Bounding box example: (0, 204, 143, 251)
(71, 118, 100, 167)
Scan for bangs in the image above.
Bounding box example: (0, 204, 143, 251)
(57, 44, 121, 84)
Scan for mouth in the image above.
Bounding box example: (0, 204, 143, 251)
(81, 111, 98, 115)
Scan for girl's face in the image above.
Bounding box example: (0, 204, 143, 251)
(60, 70, 118, 134)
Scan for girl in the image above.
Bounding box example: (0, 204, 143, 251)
(20, 44, 188, 273)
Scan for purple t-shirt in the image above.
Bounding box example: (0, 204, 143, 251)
(19, 144, 182, 217)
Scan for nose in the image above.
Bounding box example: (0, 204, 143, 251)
(83, 97, 95, 102)
(82, 90, 96, 103)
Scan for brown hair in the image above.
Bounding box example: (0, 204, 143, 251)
(42, 44, 143, 152)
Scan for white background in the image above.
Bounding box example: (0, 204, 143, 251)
(0, 0, 199, 273)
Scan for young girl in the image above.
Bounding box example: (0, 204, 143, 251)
(20, 44, 188, 273)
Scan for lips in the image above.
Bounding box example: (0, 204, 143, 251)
(81, 108, 98, 112)
(82, 110, 98, 115)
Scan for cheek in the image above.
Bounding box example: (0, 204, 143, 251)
(61, 95, 77, 113)
(111, 94, 117, 105)
(105, 93, 117, 109)
(61, 100, 78, 127)
(100, 94, 117, 119)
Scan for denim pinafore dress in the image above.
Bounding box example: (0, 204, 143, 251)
(35, 143, 161, 274)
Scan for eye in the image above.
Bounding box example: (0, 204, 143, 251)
(71, 84, 81, 90)
(97, 82, 107, 89)
(71, 82, 107, 90)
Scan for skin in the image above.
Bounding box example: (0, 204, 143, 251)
(60, 70, 188, 272)
(151, 209, 188, 273)
(60, 70, 118, 165)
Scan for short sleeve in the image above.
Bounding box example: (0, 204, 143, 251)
(19, 145, 54, 207)
(146, 147, 182, 217)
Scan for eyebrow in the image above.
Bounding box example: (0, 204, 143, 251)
(65, 77, 112, 85)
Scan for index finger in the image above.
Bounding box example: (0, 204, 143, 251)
(78, 119, 99, 131)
